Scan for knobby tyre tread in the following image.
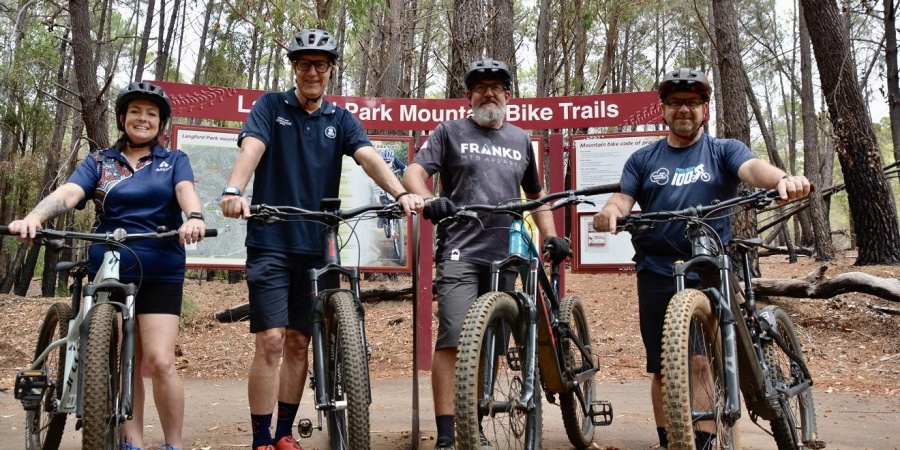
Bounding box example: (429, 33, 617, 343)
(558, 295, 597, 449)
(324, 291, 370, 450)
(82, 303, 122, 449)
(455, 291, 542, 450)
(25, 303, 71, 450)
(662, 289, 737, 450)
(760, 305, 818, 450)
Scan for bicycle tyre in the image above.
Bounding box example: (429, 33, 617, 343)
(760, 305, 818, 450)
(455, 291, 542, 450)
(558, 295, 597, 448)
(394, 218, 406, 266)
(82, 303, 123, 450)
(324, 291, 370, 450)
(25, 303, 71, 450)
(662, 289, 737, 450)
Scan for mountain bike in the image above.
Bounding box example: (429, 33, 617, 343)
(430, 183, 620, 450)
(8, 225, 216, 450)
(248, 199, 404, 450)
(377, 190, 406, 266)
(616, 189, 825, 450)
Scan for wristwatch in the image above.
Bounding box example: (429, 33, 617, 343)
(222, 186, 241, 196)
(188, 212, 204, 221)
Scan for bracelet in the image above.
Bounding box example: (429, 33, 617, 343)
(394, 191, 411, 200)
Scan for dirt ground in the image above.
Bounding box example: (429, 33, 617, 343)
(0, 253, 898, 448)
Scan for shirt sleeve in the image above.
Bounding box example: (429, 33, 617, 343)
(340, 111, 373, 158)
(520, 138, 542, 194)
(718, 138, 757, 175)
(619, 152, 642, 200)
(171, 150, 195, 185)
(238, 93, 275, 148)
(67, 153, 100, 210)
(413, 124, 447, 176)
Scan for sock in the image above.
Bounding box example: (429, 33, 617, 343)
(436, 414, 455, 444)
(251, 413, 274, 447)
(274, 401, 300, 441)
(695, 431, 716, 450)
(657, 427, 669, 448)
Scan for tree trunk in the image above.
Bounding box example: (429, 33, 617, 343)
(155, 0, 167, 79)
(447, 0, 483, 98)
(70, 0, 109, 151)
(885, 0, 900, 161)
(490, 0, 516, 90)
(800, 0, 900, 265)
(135, 0, 156, 82)
(535, 0, 552, 97)
(799, 3, 834, 261)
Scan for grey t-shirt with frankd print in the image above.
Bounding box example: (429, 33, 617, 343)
(414, 117, 542, 266)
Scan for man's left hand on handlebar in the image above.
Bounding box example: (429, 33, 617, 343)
(396, 191, 425, 216)
(423, 197, 457, 222)
(542, 236, 572, 265)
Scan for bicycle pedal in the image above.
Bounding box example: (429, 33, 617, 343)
(14, 369, 50, 410)
(588, 400, 613, 426)
(297, 418, 313, 438)
(506, 347, 521, 371)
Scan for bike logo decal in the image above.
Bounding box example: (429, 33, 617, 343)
(325, 126, 337, 139)
(327, 236, 337, 258)
(650, 168, 669, 185)
(671, 164, 711, 186)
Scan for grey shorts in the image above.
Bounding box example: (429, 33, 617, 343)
(433, 260, 516, 350)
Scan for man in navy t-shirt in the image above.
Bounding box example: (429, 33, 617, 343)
(592, 69, 811, 449)
(218, 29, 423, 450)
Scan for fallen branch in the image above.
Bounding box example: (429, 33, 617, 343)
(753, 265, 900, 302)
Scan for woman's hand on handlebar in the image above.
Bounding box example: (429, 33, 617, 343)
(7, 215, 44, 242)
(178, 217, 207, 246)
(220, 194, 250, 219)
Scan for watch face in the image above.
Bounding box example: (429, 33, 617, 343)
(222, 187, 241, 196)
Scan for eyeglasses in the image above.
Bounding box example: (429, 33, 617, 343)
(663, 98, 705, 109)
(472, 84, 507, 95)
(295, 60, 332, 73)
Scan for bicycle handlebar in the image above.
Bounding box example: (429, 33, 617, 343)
(248, 202, 404, 223)
(457, 183, 621, 215)
(616, 189, 778, 232)
(0, 225, 218, 243)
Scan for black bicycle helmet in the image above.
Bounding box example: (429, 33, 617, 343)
(658, 69, 712, 101)
(114, 81, 172, 131)
(287, 29, 340, 62)
(464, 57, 512, 90)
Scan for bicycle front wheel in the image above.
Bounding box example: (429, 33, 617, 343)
(455, 291, 542, 450)
(558, 295, 597, 448)
(25, 303, 71, 450)
(662, 289, 737, 450)
(324, 291, 370, 450)
(82, 303, 123, 450)
(760, 305, 819, 450)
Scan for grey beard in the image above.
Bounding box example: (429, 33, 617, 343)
(473, 103, 506, 127)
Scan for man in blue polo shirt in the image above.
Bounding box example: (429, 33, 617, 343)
(218, 28, 423, 450)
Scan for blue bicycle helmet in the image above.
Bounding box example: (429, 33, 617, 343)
(380, 148, 395, 163)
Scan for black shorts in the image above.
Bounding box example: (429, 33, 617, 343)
(636, 270, 701, 373)
(108, 282, 184, 316)
(433, 260, 516, 349)
(245, 248, 339, 334)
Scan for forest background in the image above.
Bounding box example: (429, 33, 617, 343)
(3, 0, 900, 296)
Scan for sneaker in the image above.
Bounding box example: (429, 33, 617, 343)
(434, 437, 455, 450)
(274, 435, 303, 450)
(121, 442, 141, 450)
(159, 446, 181, 450)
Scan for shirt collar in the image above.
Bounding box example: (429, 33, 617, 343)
(283, 88, 336, 116)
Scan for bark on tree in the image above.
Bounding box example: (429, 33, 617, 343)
(799, 4, 834, 261)
(447, 0, 483, 98)
(753, 265, 900, 302)
(885, 0, 900, 161)
(489, 0, 516, 90)
(135, 0, 156, 82)
(800, 0, 900, 265)
(70, 0, 110, 151)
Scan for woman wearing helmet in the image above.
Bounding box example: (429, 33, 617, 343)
(8, 81, 207, 450)
(591, 69, 810, 449)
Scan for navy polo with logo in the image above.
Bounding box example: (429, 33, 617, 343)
(67, 144, 194, 283)
(238, 88, 372, 255)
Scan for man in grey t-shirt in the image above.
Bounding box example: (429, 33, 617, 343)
(403, 57, 571, 450)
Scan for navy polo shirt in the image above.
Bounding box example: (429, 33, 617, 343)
(67, 145, 194, 283)
(238, 88, 372, 255)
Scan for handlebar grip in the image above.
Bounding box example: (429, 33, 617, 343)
(0, 225, 8, 235)
(248, 205, 260, 214)
(205, 228, 218, 237)
(579, 183, 621, 196)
